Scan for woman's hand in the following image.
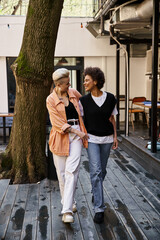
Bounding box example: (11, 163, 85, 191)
(112, 137, 118, 149)
(109, 115, 118, 150)
(77, 131, 89, 140)
(66, 127, 89, 140)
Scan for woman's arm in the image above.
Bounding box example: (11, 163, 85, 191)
(109, 115, 118, 149)
(65, 126, 89, 141)
(46, 100, 71, 134)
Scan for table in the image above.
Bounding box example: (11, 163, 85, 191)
(133, 102, 160, 136)
(133, 102, 160, 109)
(0, 113, 14, 143)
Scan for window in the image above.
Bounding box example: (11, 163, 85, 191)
(6, 57, 16, 113)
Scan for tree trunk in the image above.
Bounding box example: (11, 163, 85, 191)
(0, 0, 64, 183)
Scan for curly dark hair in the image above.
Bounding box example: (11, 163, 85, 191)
(83, 67, 105, 89)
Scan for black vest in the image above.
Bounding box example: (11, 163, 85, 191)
(80, 92, 116, 136)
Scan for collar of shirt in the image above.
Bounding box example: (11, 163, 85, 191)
(52, 88, 76, 106)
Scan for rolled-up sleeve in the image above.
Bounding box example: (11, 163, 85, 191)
(46, 100, 71, 134)
(112, 106, 118, 115)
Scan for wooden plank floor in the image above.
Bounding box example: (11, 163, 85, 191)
(0, 147, 160, 240)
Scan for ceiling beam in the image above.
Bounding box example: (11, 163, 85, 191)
(110, 38, 160, 45)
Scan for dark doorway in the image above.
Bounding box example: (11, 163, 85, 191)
(6, 57, 16, 113)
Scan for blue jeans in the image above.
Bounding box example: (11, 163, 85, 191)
(87, 142, 112, 213)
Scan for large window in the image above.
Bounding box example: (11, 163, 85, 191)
(6, 57, 16, 113)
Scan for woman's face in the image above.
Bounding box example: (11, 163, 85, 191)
(59, 77, 71, 92)
(83, 75, 97, 92)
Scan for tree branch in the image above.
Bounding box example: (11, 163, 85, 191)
(11, 0, 22, 15)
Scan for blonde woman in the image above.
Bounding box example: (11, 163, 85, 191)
(46, 68, 88, 223)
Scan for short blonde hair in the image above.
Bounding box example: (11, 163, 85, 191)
(52, 68, 69, 85)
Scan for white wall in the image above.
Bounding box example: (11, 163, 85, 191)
(130, 58, 146, 98)
(0, 16, 116, 57)
(0, 16, 25, 57)
(55, 18, 116, 57)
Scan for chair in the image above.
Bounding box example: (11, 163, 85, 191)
(129, 97, 149, 131)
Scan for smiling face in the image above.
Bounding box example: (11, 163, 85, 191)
(83, 75, 97, 92)
(59, 77, 71, 92)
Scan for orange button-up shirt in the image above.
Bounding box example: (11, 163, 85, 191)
(46, 88, 88, 156)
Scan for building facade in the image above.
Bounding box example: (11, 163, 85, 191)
(0, 16, 147, 121)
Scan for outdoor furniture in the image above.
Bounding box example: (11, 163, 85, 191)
(129, 97, 148, 131)
(0, 113, 14, 143)
(133, 101, 160, 137)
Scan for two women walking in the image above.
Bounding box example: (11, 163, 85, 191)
(46, 67, 118, 224)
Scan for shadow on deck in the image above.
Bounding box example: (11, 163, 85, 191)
(0, 147, 160, 239)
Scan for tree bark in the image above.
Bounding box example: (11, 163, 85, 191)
(0, 0, 64, 183)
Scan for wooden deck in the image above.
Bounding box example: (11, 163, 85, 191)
(118, 122, 160, 181)
(0, 147, 160, 240)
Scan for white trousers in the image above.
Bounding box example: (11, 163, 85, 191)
(53, 125, 82, 214)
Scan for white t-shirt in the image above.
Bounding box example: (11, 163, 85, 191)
(79, 91, 118, 144)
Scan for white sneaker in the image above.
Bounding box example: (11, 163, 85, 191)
(62, 213, 74, 223)
(72, 203, 77, 213)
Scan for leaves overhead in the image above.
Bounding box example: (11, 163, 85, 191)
(0, 0, 96, 17)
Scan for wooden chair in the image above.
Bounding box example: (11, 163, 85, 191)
(129, 97, 149, 131)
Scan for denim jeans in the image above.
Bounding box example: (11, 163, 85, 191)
(87, 142, 112, 213)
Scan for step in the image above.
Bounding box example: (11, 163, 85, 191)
(118, 135, 160, 181)
(0, 179, 10, 207)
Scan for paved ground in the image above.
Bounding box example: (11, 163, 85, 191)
(0, 144, 7, 154)
(0, 147, 160, 240)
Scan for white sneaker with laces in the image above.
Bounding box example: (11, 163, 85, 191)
(62, 213, 74, 223)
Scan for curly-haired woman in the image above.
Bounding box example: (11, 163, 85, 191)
(80, 67, 118, 223)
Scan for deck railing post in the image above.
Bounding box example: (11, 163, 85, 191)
(116, 43, 120, 130)
(151, 0, 159, 153)
(125, 44, 130, 136)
